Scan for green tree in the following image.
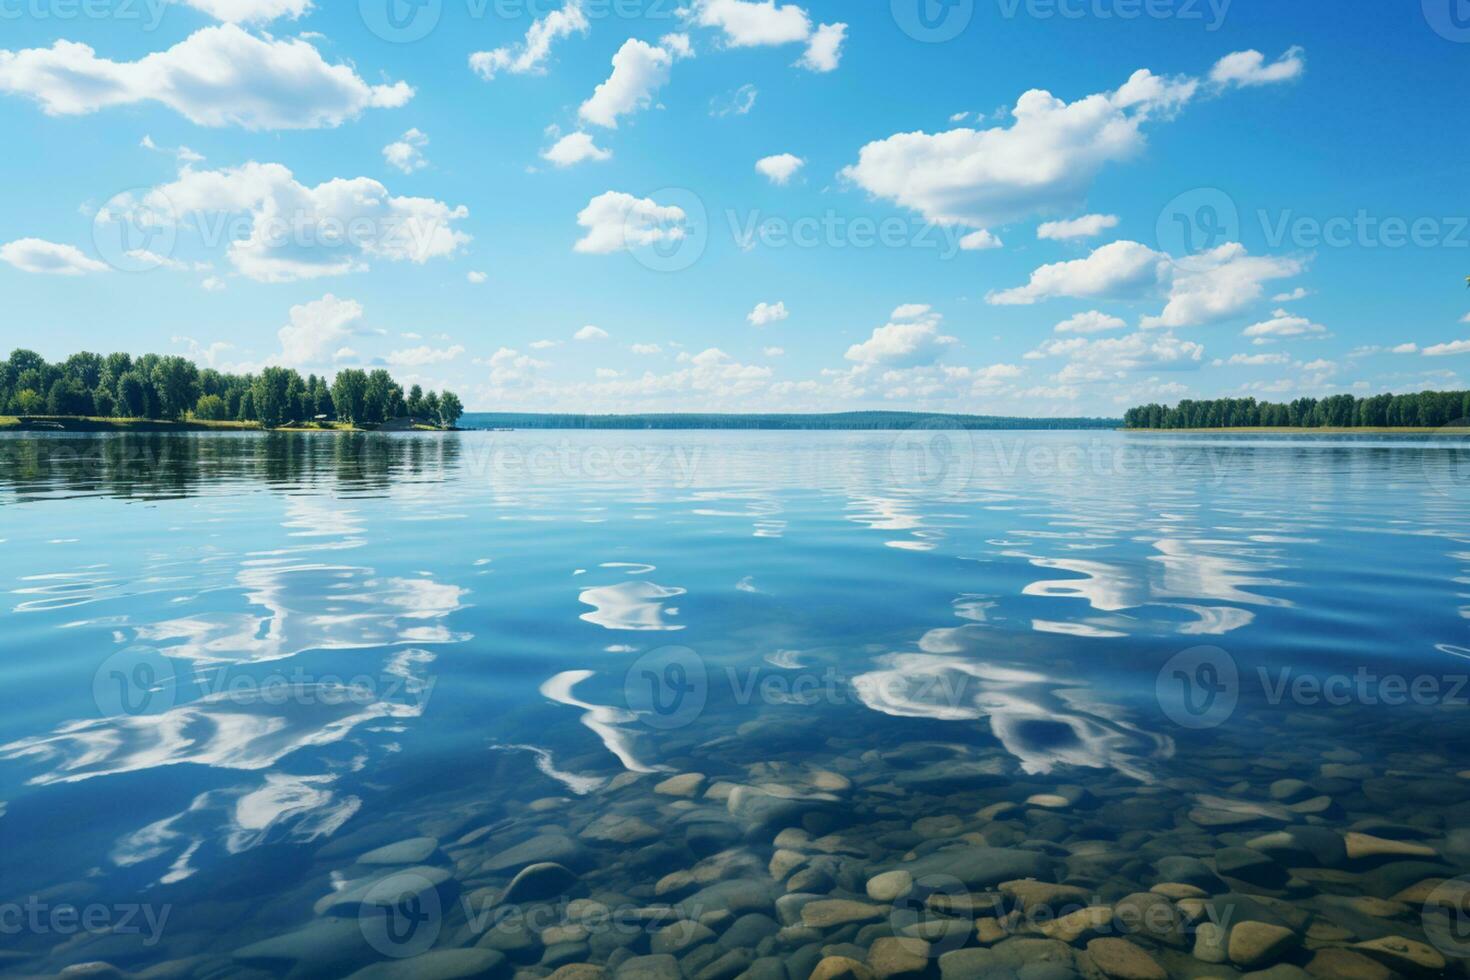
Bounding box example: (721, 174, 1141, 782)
(194, 394, 228, 420)
(152, 356, 201, 419)
(251, 367, 297, 428)
(438, 391, 464, 428)
(116, 371, 150, 418)
(330, 369, 368, 424)
(13, 388, 43, 414)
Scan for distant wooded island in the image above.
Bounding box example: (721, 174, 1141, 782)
(0, 349, 463, 430)
(461, 412, 1122, 430)
(1125, 391, 1470, 430)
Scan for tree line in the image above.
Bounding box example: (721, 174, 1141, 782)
(0, 349, 464, 429)
(1124, 391, 1470, 430)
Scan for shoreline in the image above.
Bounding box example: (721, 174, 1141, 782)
(0, 416, 456, 434)
(1125, 426, 1470, 435)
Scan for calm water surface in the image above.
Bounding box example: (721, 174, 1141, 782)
(1, 431, 1468, 978)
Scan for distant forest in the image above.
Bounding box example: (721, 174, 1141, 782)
(1, 349, 464, 429)
(1125, 391, 1470, 430)
(464, 411, 1122, 430)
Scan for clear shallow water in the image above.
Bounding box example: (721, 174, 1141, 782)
(1, 430, 1468, 979)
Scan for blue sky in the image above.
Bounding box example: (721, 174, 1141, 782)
(1, 0, 1468, 415)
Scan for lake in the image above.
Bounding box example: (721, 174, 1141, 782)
(1, 429, 1467, 978)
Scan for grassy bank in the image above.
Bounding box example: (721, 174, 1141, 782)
(0, 416, 451, 433)
(1126, 426, 1470, 435)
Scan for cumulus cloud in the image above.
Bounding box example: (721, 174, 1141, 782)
(0, 238, 108, 275)
(959, 230, 1003, 251)
(990, 239, 1305, 330)
(841, 67, 1196, 235)
(1272, 286, 1310, 302)
(1241, 309, 1328, 343)
(1143, 244, 1305, 329)
(275, 294, 364, 367)
(0, 25, 412, 129)
(578, 36, 689, 129)
(630, 343, 663, 355)
(687, 0, 844, 71)
(470, 1, 589, 80)
(845, 308, 957, 368)
(574, 191, 687, 254)
(467, 270, 488, 284)
(575, 325, 609, 341)
(176, 0, 313, 22)
(748, 301, 788, 326)
(1422, 340, 1470, 357)
(710, 83, 757, 117)
(1210, 47, 1305, 89)
(1037, 214, 1119, 241)
(797, 22, 846, 72)
(383, 128, 429, 174)
(478, 347, 550, 386)
(1054, 311, 1126, 334)
(127, 161, 470, 282)
(891, 304, 931, 320)
(1215, 352, 1290, 366)
(1028, 331, 1204, 383)
(988, 240, 1169, 306)
(542, 131, 612, 167)
(388, 344, 465, 366)
(755, 153, 804, 185)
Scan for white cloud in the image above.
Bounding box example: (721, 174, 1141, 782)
(0, 238, 108, 275)
(575, 325, 609, 341)
(1210, 47, 1305, 89)
(1029, 331, 1204, 382)
(530, 340, 560, 350)
(176, 0, 312, 23)
(630, 343, 663, 355)
(1241, 309, 1328, 343)
(1424, 339, 1470, 357)
(1215, 352, 1290, 366)
(0, 25, 412, 129)
(1144, 244, 1305, 329)
(542, 131, 612, 167)
(1037, 214, 1119, 241)
(989, 240, 1169, 305)
(845, 309, 957, 368)
(755, 153, 804, 185)
(797, 22, 846, 72)
(595, 368, 620, 379)
(1054, 311, 1126, 334)
(959, 230, 1002, 251)
(579, 37, 685, 129)
(478, 347, 550, 386)
(574, 191, 687, 254)
(467, 270, 488, 284)
(1272, 286, 1310, 302)
(748, 301, 789, 326)
(1391, 342, 1419, 354)
(841, 68, 1196, 232)
(388, 344, 465, 366)
(201, 275, 226, 291)
(891, 304, 931, 320)
(276, 294, 364, 367)
(687, 0, 843, 72)
(690, 0, 812, 46)
(131, 161, 469, 282)
(470, 1, 590, 80)
(383, 128, 429, 174)
(763, 346, 784, 356)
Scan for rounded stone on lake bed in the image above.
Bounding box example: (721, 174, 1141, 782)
(1084, 937, 1166, 980)
(808, 956, 874, 980)
(547, 966, 607, 980)
(1228, 921, 1298, 969)
(502, 862, 580, 904)
(357, 836, 441, 866)
(1351, 935, 1446, 972)
(865, 937, 929, 980)
(865, 870, 912, 903)
(649, 921, 715, 956)
(1304, 948, 1395, 980)
(344, 949, 509, 980)
(1343, 832, 1438, 862)
(655, 773, 706, 798)
(801, 900, 887, 929)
